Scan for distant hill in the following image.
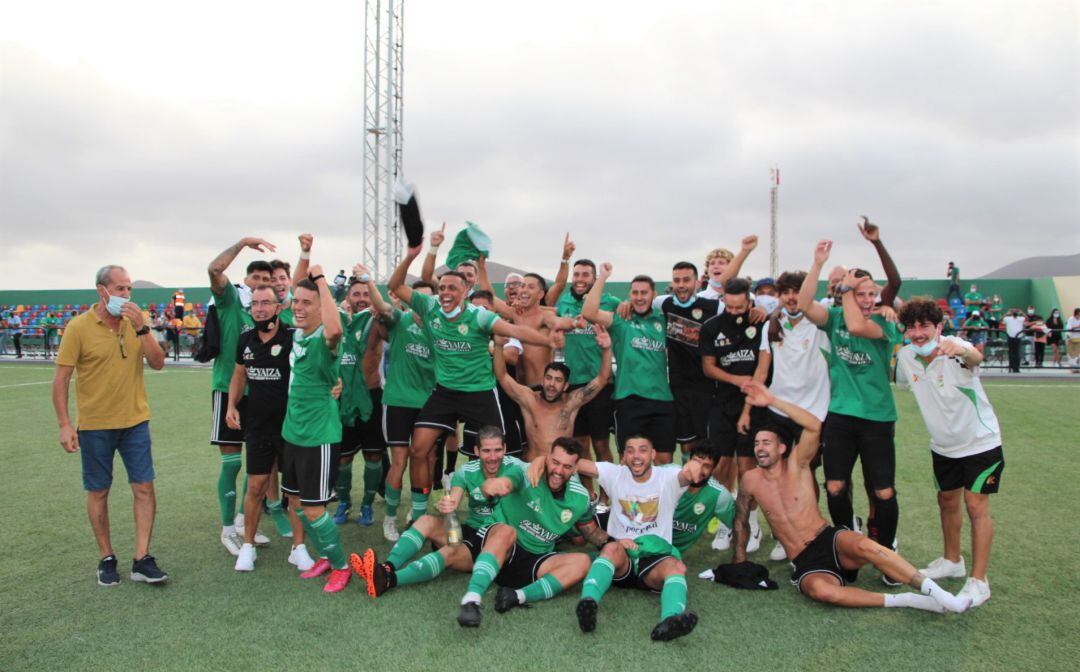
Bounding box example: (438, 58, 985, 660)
(132, 280, 163, 289)
(434, 260, 534, 283)
(980, 253, 1080, 279)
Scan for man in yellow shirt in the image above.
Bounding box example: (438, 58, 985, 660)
(182, 308, 203, 356)
(52, 265, 168, 587)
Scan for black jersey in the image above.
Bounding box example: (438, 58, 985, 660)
(660, 296, 720, 387)
(699, 311, 768, 401)
(236, 325, 294, 438)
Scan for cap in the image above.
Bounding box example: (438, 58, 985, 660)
(754, 277, 776, 291)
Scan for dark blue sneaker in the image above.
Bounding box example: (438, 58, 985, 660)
(97, 555, 120, 586)
(358, 504, 374, 526)
(131, 555, 169, 584)
(332, 501, 352, 525)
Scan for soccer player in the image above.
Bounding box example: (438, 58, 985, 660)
(455, 437, 599, 627)
(491, 327, 611, 458)
(279, 266, 353, 593)
(207, 237, 275, 555)
(671, 443, 735, 555)
(581, 262, 676, 464)
(225, 285, 312, 572)
(896, 299, 1003, 607)
(386, 243, 555, 526)
(700, 277, 772, 552)
(798, 235, 905, 574)
(350, 426, 525, 595)
(733, 381, 970, 613)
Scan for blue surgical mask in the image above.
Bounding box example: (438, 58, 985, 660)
(439, 304, 463, 319)
(105, 292, 128, 317)
(909, 339, 938, 358)
(708, 278, 724, 290)
(782, 307, 803, 319)
(672, 294, 696, 308)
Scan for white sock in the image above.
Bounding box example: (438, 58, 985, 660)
(749, 509, 761, 535)
(515, 589, 526, 605)
(884, 592, 945, 613)
(920, 577, 969, 612)
(222, 525, 236, 536)
(461, 591, 482, 606)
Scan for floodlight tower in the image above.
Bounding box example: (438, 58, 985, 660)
(361, 0, 405, 281)
(769, 166, 779, 278)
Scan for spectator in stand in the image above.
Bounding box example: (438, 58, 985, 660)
(1066, 308, 1080, 374)
(963, 284, 984, 312)
(0, 311, 9, 355)
(1045, 308, 1064, 367)
(172, 289, 186, 320)
(167, 315, 183, 361)
(961, 310, 989, 355)
(333, 269, 348, 301)
(985, 295, 1002, 329)
(941, 309, 958, 337)
(1028, 313, 1049, 368)
(946, 262, 961, 302)
(182, 306, 202, 355)
(8, 312, 23, 358)
(1001, 308, 1026, 373)
(44, 311, 61, 358)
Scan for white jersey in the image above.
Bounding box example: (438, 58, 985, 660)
(895, 336, 1002, 458)
(768, 316, 831, 421)
(596, 462, 686, 543)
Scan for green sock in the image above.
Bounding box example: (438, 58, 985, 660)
(465, 552, 501, 601)
(395, 552, 446, 587)
(218, 453, 243, 526)
(660, 574, 688, 621)
(410, 488, 429, 521)
(362, 459, 383, 506)
(267, 499, 291, 537)
(580, 557, 615, 604)
(297, 510, 322, 555)
(335, 462, 353, 507)
(387, 527, 426, 569)
(309, 513, 348, 570)
(384, 485, 401, 517)
(520, 574, 565, 604)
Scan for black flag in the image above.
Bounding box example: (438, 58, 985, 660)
(394, 178, 424, 248)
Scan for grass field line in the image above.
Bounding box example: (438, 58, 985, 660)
(0, 380, 53, 389)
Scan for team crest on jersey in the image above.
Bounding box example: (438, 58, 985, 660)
(560, 509, 572, 523)
(356, 330, 364, 341)
(458, 324, 469, 335)
(271, 344, 282, 357)
(745, 326, 757, 339)
(692, 308, 703, 320)
(653, 322, 662, 332)
(693, 502, 706, 515)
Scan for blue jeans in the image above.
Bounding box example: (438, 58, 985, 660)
(79, 421, 154, 491)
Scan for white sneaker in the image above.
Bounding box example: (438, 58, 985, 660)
(221, 530, 243, 556)
(920, 556, 967, 580)
(235, 543, 256, 571)
(851, 515, 863, 535)
(253, 529, 271, 546)
(288, 544, 316, 572)
(711, 522, 732, 551)
(383, 517, 400, 542)
(234, 513, 245, 536)
(958, 576, 991, 607)
(595, 501, 610, 515)
(769, 540, 787, 561)
(746, 512, 762, 553)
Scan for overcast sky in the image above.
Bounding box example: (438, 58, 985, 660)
(2, 1, 1077, 290)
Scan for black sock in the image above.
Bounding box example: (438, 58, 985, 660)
(872, 495, 898, 550)
(826, 488, 854, 531)
(444, 449, 459, 475)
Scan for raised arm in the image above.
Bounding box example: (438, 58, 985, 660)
(731, 488, 755, 563)
(840, 269, 884, 339)
(741, 380, 822, 468)
(293, 234, 312, 290)
(475, 255, 515, 318)
(387, 246, 421, 306)
(677, 455, 710, 487)
(581, 262, 615, 328)
(309, 264, 343, 348)
(420, 223, 445, 285)
(493, 335, 536, 406)
(491, 319, 553, 348)
(797, 240, 832, 326)
(545, 233, 575, 306)
(720, 235, 758, 286)
(858, 217, 901, 307)
(208, 237, 276, 295)
(566, 325, 612, 410)
(353, 263, 392, 317)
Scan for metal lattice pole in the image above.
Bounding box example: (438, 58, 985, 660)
(769, 166, 779, 278)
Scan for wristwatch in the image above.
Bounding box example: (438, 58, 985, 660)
(838, 284, 854, 294)
(135, 326, 150, 336)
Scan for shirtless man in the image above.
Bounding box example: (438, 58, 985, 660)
(492, 328, 612, 459)
(731, 381, 971, 614)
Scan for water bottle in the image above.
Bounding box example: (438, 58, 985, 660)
(446, 509, 463, 547)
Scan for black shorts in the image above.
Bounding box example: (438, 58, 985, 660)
(498, 390, 526, 456)
(672, 384, 713, 444)
(790, 525, 859, 593)
(612, 553, 674, 592)
(281, 442, 340, 506)
(415, 385, 505, 456)
(342, 393, 388, 458)
(822, 413, 896, 490)
(613, 395, 676, 454)
(932, 446, 1004, 494)
(708, 394, 767, 458)
(572, 383, 614, 443)
(431, 523, 490, 562)
(765, 409, 822, 470)
(495, 542, 558, 590)
(383, 405, 421, 446)
(210, 390, 245, 446)
(244, 434, 284, 475)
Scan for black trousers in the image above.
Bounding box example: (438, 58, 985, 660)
(1007, 336, 1022, 372)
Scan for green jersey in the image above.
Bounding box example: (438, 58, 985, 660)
(820, 307, 902, 422)
(494, 472, 592, 554)
(279, 306, 294, 327)
(211, 283, 255, 392)
(382, 308, 436, 409)
(964, 291, 984, 306)
(408, 292, 501, 392)
(450, 456, 528, 529)
(282, 324, 343, 446)
(607, 308, 672, 401)
(556, 291, 621, 385)
(671, 479, 735, 553)
(627, 534, 681, 561)
(338, 310, 373, 426)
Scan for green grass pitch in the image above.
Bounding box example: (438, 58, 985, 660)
(1, 363, 1078, 671)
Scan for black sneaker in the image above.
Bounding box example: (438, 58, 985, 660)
(650, 611, 698, 642)
(576, 598, 598, 633)
(131, 555, 169, 584)
(457, 601, 482, 628)
(97, 555, 120, 586)
(495, 586, 529, 613)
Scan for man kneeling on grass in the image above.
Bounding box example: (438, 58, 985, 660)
(732, 381, 971, 614)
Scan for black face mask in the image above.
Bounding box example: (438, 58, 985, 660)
(254, 315, 278, 333)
